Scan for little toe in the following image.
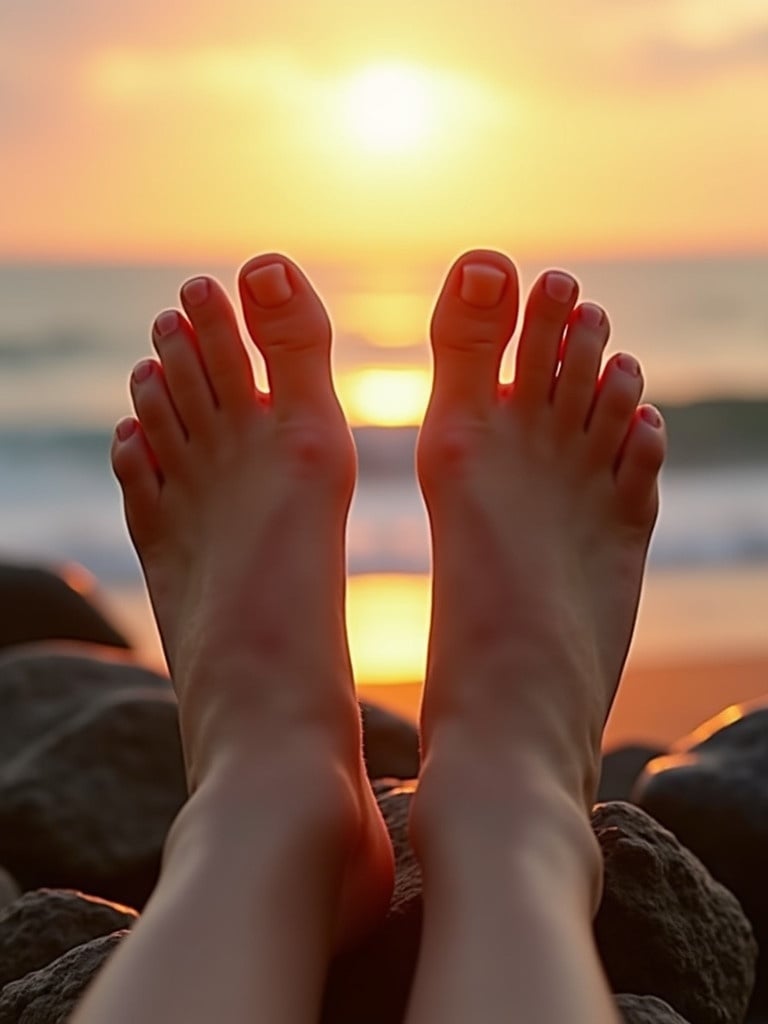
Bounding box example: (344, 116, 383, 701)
(585, 353, 644, 468)
(428, 249, 519, 413)
(129, 359, 191, 478)
(238, 254, 336, 416)
(152, 309, 218, 436)
(552, 303, 610, 431)
(615, 405, 666, 526)
(180, 276, 255, 414)
(111, 417, 161, 547)
(513, 270, 579, 408)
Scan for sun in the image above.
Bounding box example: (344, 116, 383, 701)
(337, 368, 431, 426)
(340, 63, 437, 154)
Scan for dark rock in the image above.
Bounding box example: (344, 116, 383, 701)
(0, 685, 186, 909)
(0, 888, 136, 990)
(593, 801, 757, 1024)
(0, 562, 129, 652)
(0, 930, 127, 1023)
(598, 745, 666, 803)
(616, 994, 691, 1023)
(360, 702, 420, 780)
(0, 646, 172, 766)
(0, 867, 20, 910)
(634, 700, 768, 1021)
(323, 781, 420, 1024)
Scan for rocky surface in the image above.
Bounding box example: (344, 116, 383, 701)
(0, 562, 129, 652)
(359, 703, 420, 780)
(322, 780, 421, 1024)
(0, 888, 137, 990)
(593, 801, 757, 1024)
(598, 744, 666, 803)
(0, 931, 127, 1023)
(616, 994, 691, 1024)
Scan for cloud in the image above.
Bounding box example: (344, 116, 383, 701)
(634, 23, 768, 82)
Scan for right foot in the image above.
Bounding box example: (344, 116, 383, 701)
(413, 250, 665, 890)
(111, 255, 393, 948)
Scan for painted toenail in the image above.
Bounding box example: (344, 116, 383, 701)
(616, 354, 641, 376)
(641, 406, 662, 427)
(182, 277, 210, 307)
(245, 263, 293, 307)
(116, 418, 137, 441)
(544, 271, 575, 303)
(133, 360, 154, 383)
(578, 303, 604, 329)
(155, 311, 179, 338)
(459, 264, 507, 308)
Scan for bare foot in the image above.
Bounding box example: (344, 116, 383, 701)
(111, 254, 393, 948)
(413, 250, 665, 883)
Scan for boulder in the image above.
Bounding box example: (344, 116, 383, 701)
(0, 563, 129, 652)
(0, 931, 127, 1023)
(0, 867, 20, 911)
(360, 702, 420, 780)
(598, 745, 666, 803)
(323, 780, 421, 1024)
(593, 801, 757, 1024)
(616, 994, 691, 1023)
(0, 888, 137, 990)
(0, 685, 186, 909)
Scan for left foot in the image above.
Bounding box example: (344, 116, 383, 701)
(111, 255, 393, 947)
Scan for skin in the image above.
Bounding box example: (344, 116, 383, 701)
(73, 248, 664, 1024)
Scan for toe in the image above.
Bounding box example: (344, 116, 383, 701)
(180, 276, 256, 414)
(585, 353, 644, 468)
(615, 405, 666, 526)
(238, 254, 336, 416)
(428, 249, 519, 413)
(111, 417, 161, 546)
(513, 270, 578, 408)
(552, 303, 610, 431)
(152, 309, 218, 437)
(130, 359, 191, 478)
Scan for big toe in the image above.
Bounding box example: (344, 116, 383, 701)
(238, 254, 336, 415)
(428, 249, 520, 413)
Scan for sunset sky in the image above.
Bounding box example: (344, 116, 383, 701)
(3, 0, 767, 263)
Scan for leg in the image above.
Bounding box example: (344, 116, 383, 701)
(74, 256, 394, 1024)
(407, 251, 666, 1023)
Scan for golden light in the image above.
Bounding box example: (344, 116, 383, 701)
(337, 367, 432, 426)
(347, 575, 430, 684)
(340, 63, 437, 154)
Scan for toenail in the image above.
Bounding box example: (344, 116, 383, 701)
(616, 354, 641, 377)
(578, 303, 604, 329)
(459, 263, 507, 308)
(245, 263, 293, 307)
(182, 277, 210, 307)
(154, 310, 179, 338)
(640, 406, 662, 427)
(115, 418, 137, 441)
(133, 360, 154, 383)
(544, 271, 576, 303)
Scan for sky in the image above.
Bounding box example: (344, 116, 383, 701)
(2, 0, 768, 263)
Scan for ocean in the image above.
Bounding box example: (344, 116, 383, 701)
(1, 255, 767, 674)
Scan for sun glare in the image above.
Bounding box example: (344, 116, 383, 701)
(340, 63, 437, 154)
(338, 368, 432, 426)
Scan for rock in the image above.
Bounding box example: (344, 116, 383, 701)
(0, 684, 186, 909)
(0, 888, 137, 990)
(634, 700, 768, 1022)
(0, 930, 127, 1023)
(0, 562, 129, 652)
(360, 702, 420, 780)
(323, 781, 421, 1024)
(598, 745, 666, 803)
(616, 994, 691, 1023)
(0, 646, 172, 766)
(593, 801, 757, 1024)
(0, 867, 20, 910)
